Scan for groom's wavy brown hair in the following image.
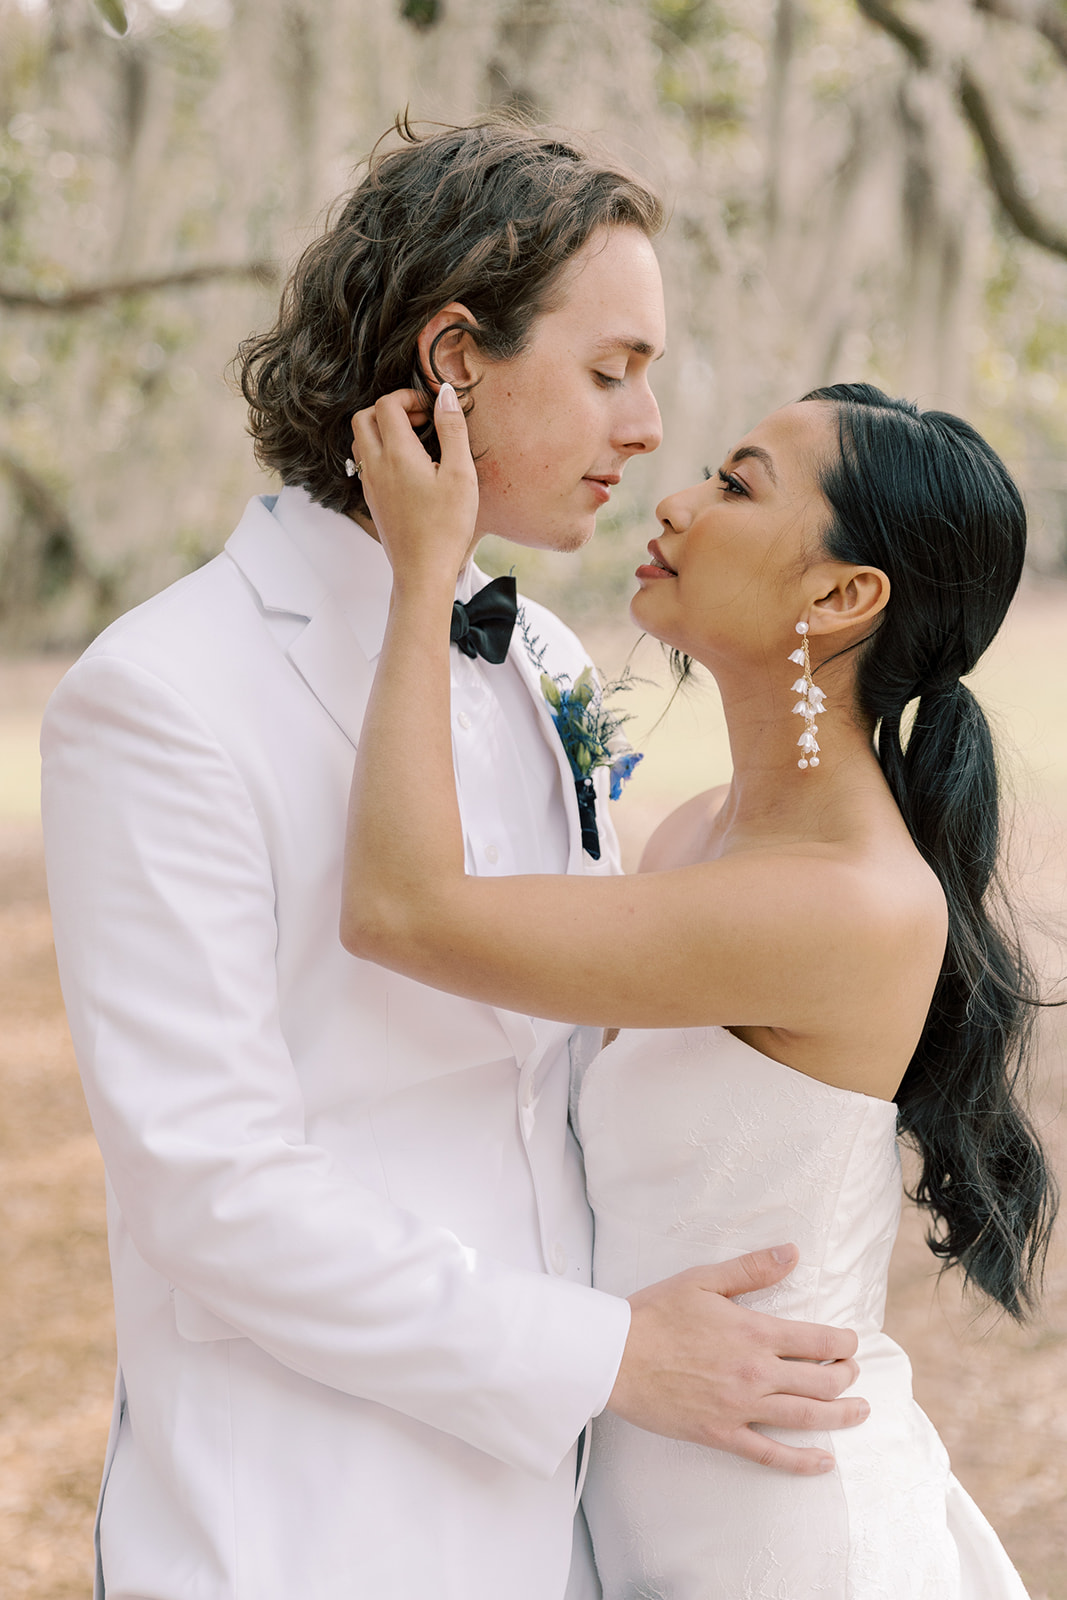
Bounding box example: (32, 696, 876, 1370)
(235, 114, 663, 517)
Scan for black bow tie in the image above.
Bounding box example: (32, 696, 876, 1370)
(450, 576, 518, 664)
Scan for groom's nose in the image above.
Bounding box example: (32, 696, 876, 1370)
(616, 381, 663, 458)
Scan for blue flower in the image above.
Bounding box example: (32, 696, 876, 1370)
(609, 750, 643, 801)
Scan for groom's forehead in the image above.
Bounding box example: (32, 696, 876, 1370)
(541, 239, 666, 355)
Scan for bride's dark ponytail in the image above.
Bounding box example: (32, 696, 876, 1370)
(802, 382, 1057, 1319)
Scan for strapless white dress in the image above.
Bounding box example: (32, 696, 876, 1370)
(577, 1026, 1029, 1599)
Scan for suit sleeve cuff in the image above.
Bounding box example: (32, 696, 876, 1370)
(482, 1273, 631, 1477)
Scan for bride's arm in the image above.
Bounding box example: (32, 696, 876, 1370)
(344, 390, 874, 1483)
(343, 388, 887, 1032)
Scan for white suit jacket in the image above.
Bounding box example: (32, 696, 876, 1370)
(41, 487, 631, 1600)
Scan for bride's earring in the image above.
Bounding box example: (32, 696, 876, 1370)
(788, 621, 826, 770)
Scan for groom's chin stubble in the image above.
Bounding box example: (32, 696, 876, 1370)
(545, 519, 600, 555)
(499, 524, 597, 556)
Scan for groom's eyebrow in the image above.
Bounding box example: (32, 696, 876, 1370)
(590, 335, 665, 360)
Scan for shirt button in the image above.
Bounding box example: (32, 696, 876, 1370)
(521, 1080, 535, 1110)
(485, 844, 499, 864)
(456, 711, 472, 730)
(551, 1243, 567, 1275)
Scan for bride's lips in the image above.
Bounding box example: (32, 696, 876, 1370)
(583, 473, 620, 506)
(635, 538, 677, 582)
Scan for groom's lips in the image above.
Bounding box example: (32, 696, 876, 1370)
(583, 472, 620, 506)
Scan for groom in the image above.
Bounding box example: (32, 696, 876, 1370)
(42, 119, 864, 1600)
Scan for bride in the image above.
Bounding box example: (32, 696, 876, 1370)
(341, 377, 1054, 1596)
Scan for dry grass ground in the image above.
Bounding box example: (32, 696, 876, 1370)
(1, 588, 1065, 1597)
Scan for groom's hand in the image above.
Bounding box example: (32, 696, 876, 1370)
(605, 1245, 867, 1476)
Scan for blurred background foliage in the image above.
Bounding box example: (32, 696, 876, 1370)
(1, 0, 1066, 645)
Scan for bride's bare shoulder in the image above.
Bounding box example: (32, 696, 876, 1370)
(638, 785, 730, 873)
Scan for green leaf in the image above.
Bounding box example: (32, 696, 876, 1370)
(540, 673, 561, 710)
(572, 665, 595, 707)
(93, 0, 129, 35)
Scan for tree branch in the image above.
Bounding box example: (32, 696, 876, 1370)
(856, 0, 1067, 262)
(959, 65, 1067, 256)
(0, 447, 119, 626)
(1035, 0, 1067, 67)
(855, 0, 930, 67)
(973, 0, 1067, 70)
(0, 259, 278, 312)
(0, 447, 74, 540)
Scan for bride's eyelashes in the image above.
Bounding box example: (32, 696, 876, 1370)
(702, 465, 748, 497)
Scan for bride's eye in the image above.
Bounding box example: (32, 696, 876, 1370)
(716, 468, 747, 496)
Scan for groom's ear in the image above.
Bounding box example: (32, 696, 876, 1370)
(416, 304, 481, 394)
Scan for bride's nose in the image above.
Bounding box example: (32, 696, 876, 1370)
(654, 493, 688, 536)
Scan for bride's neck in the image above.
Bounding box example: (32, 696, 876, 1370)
(704, 655, 883, 842)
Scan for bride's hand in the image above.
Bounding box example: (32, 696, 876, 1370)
(351, 384, 479, 591)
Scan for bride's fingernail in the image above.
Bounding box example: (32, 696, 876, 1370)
(817, 1457, 835, 1473)
(438, 382, 461, 412)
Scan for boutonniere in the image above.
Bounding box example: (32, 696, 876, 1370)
(539, 665, 643, 794)
(517, 606, 644, 859)
(538, 664, 643, 860)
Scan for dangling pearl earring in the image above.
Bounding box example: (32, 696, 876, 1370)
(788, 621, 826, 770)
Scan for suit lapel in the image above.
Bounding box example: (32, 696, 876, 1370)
(503, 603, 586, 877)
(228, 506, 547, 1066)
(225, 493, 327, 616)
(286, 599, 375, 751)
(226, 496, 375, 751)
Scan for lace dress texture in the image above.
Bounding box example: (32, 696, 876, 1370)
(576, 1026, 1030, 1600)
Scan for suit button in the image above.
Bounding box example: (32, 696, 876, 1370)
(551, 1243, 567, 1275)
